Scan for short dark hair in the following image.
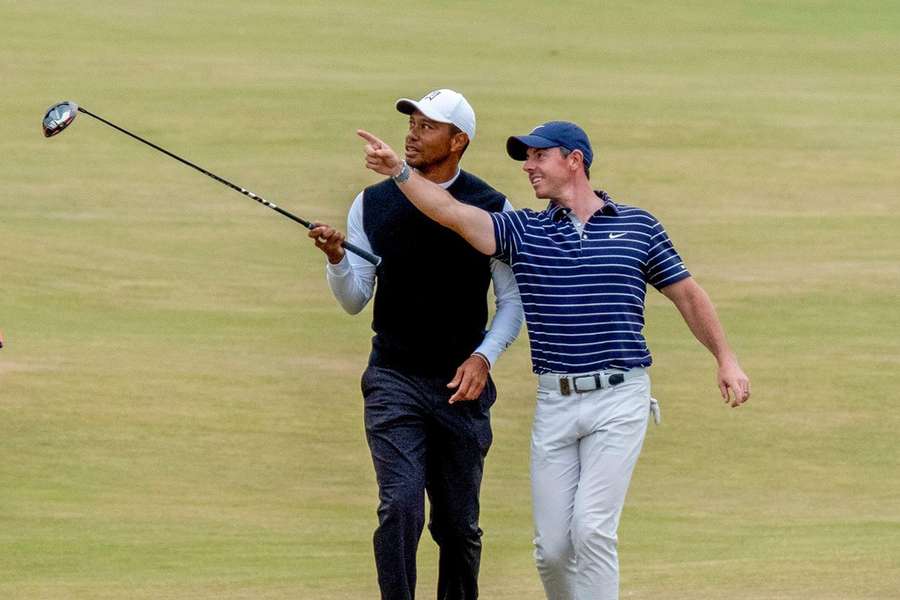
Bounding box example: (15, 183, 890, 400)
(449, 124, 470, 158)
(560, 147, 590, 179)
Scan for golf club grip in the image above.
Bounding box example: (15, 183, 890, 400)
(341, 240, 382, 267)
(262, 206, 383, 266)
(266, 205, 381, 266)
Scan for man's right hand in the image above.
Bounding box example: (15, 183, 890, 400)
(358, 130, 402, 177)
(308, 223, 346, 264)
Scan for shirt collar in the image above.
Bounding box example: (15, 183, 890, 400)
(547, 189, 619, 221)
(547, 201, 570, 221)
(596, 190, 619, 215)
(438, 168, 462, 190)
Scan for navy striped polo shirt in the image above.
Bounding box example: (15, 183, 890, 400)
(491, 190, 691, 374)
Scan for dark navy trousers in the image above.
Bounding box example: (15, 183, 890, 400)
(361, 365, 496, 600)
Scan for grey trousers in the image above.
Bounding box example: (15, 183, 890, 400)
(530, 369, 651, 600)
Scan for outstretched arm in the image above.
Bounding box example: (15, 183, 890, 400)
(660, 277, 751, 407)
(357, 129, 496, 256)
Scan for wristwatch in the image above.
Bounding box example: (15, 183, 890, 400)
(392, 160, 411, 184)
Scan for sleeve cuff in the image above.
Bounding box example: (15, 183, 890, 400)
(472, 344, 498, 369)
(490, 213, 505, 260)
(654, 267, 691, 291)
(325, 254, 352, 277)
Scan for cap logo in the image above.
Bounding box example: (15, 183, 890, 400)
(425, 90, 442, 101)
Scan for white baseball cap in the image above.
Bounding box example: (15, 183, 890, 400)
(395, 89, 476, 140)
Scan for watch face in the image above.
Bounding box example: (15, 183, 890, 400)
(394, 162, 411, 183)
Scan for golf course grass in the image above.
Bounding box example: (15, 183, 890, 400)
(2, 1, 898, 598)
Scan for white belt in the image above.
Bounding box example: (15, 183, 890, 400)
(538, 368, 644, 396)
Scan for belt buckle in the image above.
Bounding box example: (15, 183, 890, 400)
(559, 377, 571, 395)
(571, 372, 626, 393)
(572, 373, 601, 394)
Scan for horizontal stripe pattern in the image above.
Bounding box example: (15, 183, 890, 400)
(492, 191, 690, 374)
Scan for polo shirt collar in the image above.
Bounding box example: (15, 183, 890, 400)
(596, 190, 620, 215)
(547, 202, 570, 221)
(547, 189, 619, 221)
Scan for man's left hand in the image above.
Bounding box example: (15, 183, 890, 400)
(447, 354, 490, 404)
(718, 358, 750, 407)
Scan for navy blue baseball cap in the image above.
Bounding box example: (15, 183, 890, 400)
(506, 121, 593, 167)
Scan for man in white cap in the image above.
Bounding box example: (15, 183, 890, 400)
(308, 90, 523, 600)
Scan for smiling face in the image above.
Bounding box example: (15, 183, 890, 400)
(522, 146, 576, 199)
(404, 111, 467, 172)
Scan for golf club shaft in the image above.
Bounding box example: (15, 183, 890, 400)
(76, 106, 381, 267)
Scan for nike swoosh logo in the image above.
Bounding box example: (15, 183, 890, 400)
(609, 232, 627, 239)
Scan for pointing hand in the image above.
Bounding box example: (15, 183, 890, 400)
(357, 130, 402, 177)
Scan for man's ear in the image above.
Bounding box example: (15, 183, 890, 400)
(450, 131, 470, 154)
(568, 149, 585, 173)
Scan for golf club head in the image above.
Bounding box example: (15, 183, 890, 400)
(43, 101, 79, 137)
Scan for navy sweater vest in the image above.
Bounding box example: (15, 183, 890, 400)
(362, 171, 506, 378)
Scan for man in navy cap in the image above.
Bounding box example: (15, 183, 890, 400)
(357, 121, 750, 600)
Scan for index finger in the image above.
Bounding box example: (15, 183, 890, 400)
(449, 369, 473, 403)
(357, 129, 384, 148)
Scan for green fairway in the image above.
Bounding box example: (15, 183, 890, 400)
(2, 1, 898, 598)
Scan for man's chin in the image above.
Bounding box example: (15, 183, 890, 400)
(532, 185, 550, 199)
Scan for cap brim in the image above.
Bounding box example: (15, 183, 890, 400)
(395, 98, 454, 124)
(506, 134, 558, 161)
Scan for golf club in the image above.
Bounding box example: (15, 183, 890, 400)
(42, 101, 382, 266)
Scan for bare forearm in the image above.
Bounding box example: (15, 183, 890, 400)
(664, 279, 734, 364)
(399, 170, 461, 228)
(662, 277, 750, 405)
(357, 129, 496, 254)
(396, 171, 495, 254)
